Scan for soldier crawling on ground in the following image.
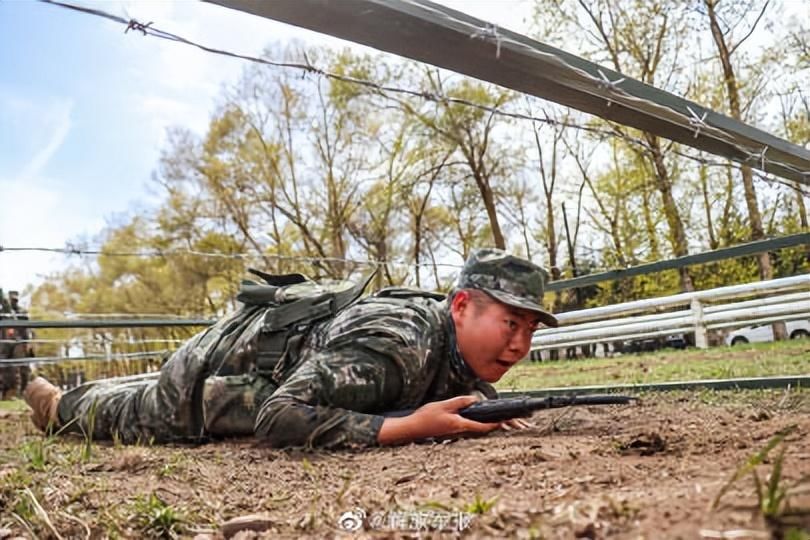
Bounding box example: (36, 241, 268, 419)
(24, 248, 558, 448)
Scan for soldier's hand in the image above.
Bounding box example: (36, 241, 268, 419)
(414, 395, 501, 436)
(499, 418, 534, 431)
(377, 395, 499, 445)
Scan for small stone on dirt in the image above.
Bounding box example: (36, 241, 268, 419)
(619, 433, 667, 456)
(574, 522, 597, 539)
(220, 515, 274, 538)
(749, 410, 771, 422)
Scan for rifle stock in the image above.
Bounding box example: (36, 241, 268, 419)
(383, 394, 638, 423)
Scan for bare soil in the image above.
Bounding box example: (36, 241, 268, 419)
(2, 391, 809, 539)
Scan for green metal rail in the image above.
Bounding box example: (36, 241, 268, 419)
(500, 375, 810, 397)
(0, 318, 214, 329)
(546, 233, 810, 291)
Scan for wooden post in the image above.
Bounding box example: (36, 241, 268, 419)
(691, 298, 708, 349)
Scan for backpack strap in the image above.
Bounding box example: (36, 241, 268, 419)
(247, 268, 309, 287)
(236, 280, 283, 306)
(374, 286, 446, 301)
(256, 271, 377, 376)
(262, 271, 377, 331)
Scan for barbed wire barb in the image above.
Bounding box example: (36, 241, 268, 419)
(469, 23, 503, 59)
(595, 69, 626, 108)
(686, 106, 709, 139)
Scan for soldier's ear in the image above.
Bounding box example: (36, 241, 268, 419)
(450, 290, 472, 318)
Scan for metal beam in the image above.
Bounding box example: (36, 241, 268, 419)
(546, 233, 810, 292)
(207, 0, 810, 184)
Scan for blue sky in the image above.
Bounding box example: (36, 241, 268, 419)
(0, 0, 533, 294)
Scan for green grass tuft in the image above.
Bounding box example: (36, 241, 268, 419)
(130, 492, 185, 539)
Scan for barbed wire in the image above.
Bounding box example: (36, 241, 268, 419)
(0, 243, 466, 269)
(671, 148, 810, 197)
(20, 0, 807, 277)
(37, 1, 574, 129)
(56, 312, 200, 320)
(38, 0, 810, 182)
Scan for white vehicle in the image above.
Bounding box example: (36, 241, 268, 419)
(726, 319, 810, 345)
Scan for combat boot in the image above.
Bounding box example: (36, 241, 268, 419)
(23, 377, 62, 431)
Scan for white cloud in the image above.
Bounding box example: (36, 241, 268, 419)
(139, 94, 208, 147)
(0, 96, 100, 291)
(0, 176, 104, 290)
(16, 100, 73, 182)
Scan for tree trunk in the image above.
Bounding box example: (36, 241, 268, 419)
(705, 0, 783, 339)
(797, 185, 808, 230)
(469, 157, 506, 249)
(699, 164, 719, 250)
(645, 133, 694, 292)
(641, 180, 662, 258)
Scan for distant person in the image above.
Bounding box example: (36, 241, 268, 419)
(24, 248, 557, 448)
(1, 290, 31, 399)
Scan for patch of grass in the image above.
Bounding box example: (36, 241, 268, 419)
(497, 339, 810, 391)
(130, 492, 185, 539)
(712, 425, 810, 538)
(158, 452, 187, 479)
(463, 493, 498, 515)
(0, 468, 33, 492)
(19, 438, 50, 471)
(80, 399, 99, 462)
(12, 492, 37, 525)
(784, 529, 810, 540)
(0, 399, 27, 412)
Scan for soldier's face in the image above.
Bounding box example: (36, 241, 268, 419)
(451, 291, 540, 382)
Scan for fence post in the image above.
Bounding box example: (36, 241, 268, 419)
(691, 298, 709, 349)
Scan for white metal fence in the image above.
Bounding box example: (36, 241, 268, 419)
(531, 273, 810, 358)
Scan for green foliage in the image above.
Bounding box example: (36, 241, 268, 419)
(712, 424, 810, 537)
(20, 438, 49, 471)
(130, 492, 185, 539)
(463, 493, 498, 515)
(711, 425, 796, 510)
(80, 399, 98, 462)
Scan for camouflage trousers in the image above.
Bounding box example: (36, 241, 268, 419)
(56, 307, 277, 444)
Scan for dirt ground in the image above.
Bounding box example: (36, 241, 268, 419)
(1, 391, 809, 539)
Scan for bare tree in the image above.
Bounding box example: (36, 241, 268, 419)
(702, 0, 785, 338)
(541, 0, 696, 291)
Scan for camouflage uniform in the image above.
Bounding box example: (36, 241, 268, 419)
(56, 248, 555, 449)
(56, 293, 495, 448)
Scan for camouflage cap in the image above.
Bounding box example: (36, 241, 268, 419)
(457, 248, 558, 328)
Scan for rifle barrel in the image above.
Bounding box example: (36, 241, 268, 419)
(383, 394, 637, 423)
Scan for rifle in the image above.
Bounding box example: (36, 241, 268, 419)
(384, 394, 638, 423)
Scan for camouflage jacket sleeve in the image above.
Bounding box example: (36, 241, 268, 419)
(252, 344, 403, 448)
(253, 297, 444, 449)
